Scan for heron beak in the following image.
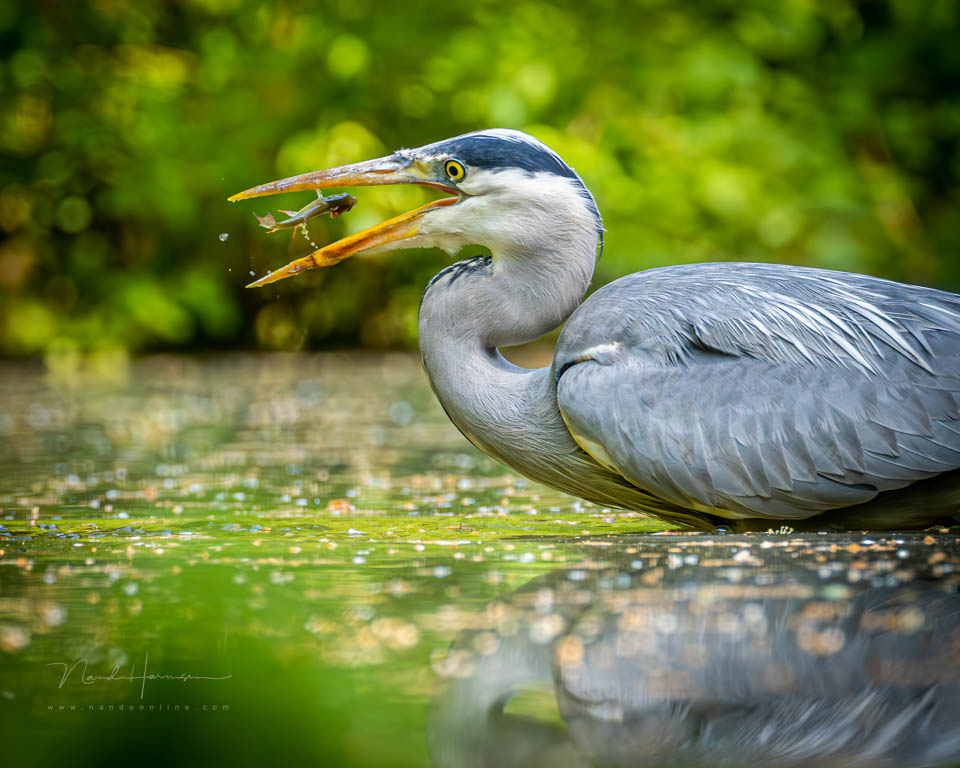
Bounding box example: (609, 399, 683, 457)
(228, 155, 457, 288)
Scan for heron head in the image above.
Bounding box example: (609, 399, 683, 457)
(229, 129, 602, 288)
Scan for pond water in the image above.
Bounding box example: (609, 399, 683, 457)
(1, 354, 959, 767)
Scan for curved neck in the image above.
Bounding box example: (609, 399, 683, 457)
(417, 231, 601, 494)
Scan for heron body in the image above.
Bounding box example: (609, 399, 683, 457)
(232, 129, 960, 528)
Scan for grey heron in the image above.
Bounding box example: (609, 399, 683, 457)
(230, 129, 960, 529)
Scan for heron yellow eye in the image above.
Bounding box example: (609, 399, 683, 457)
(444, 160, 466, 181)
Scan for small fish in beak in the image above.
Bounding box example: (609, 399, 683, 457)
(230, 153, 458, 289)
(254, 192, 357, 234)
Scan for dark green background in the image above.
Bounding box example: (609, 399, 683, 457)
(2, 0, 958, 358)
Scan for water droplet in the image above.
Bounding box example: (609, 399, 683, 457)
(218, 233, 229, 242)
(249, 270, 255, 276)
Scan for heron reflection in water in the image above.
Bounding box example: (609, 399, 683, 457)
(427, 534, 960, 767)
(231, 130, 960, 530)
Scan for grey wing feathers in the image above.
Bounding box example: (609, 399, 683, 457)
(555, 263, 960, 519)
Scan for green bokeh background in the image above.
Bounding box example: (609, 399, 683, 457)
(1, 0, 959, 359)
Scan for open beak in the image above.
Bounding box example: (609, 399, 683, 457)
(228, 155, 457, 288)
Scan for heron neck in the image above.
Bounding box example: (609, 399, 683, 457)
(417, 238, 596, 483)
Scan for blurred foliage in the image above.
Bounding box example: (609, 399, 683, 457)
(1, 0, 959, 357)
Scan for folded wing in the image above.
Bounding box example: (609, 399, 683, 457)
(555, 263, 960, 519)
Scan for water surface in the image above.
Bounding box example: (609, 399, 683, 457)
(1, 355, 958, 767)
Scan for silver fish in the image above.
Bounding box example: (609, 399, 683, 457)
(255, 192, 357, 233)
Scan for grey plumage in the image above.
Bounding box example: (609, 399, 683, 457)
(555, 262, 960, 519)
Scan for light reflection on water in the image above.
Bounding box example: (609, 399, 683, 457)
(1, 355, 959, 766)
(430, 535, 960, 768)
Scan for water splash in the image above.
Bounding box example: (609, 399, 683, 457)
(299, 223, 320, 251)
